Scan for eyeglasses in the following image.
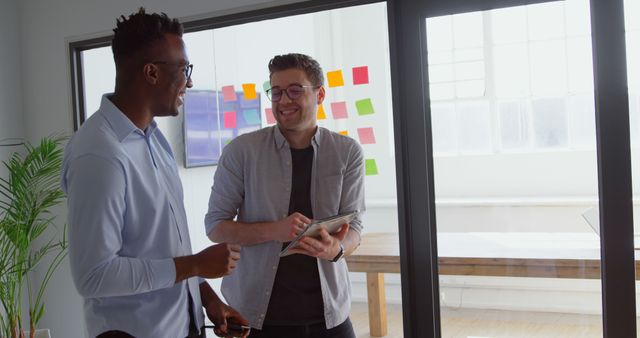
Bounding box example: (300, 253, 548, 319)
(266, 84, 319, 102)
(151, 61, 194, 80)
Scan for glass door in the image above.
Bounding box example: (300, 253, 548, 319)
(425, 2, 603, 336)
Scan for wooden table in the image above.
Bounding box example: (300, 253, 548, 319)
(345, 232, 640, 337)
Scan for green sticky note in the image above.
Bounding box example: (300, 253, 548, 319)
(243, 109, 261, 125)
(365, 159, 378, 176)
(263, 80, 271, 93)
(356, 98, 375, 115)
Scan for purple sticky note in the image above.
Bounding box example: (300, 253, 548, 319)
(352, 66, 369, 85)
(265, 108, 276, 125)
(331, 102, 349, 119)
(357, 127, 376, 145)
(223, 111, 237, 129)
(222, 85, 237, 102)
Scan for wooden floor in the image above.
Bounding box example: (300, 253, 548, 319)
(350, 302, 603, 338)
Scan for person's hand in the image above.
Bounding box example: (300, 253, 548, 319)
(272, 212, 311, 242)
(194, 243, 241, 278)
(287, 223, 349, 260)
(205, 300, 250, 338)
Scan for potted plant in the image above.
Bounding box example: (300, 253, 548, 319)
(0, 136, 68, 338)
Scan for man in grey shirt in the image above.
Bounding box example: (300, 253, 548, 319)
(205, 53, 365, 338)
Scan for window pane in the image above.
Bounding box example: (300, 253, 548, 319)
(493, 44, 529, 98)
(527, 2, 566, 40)
(81, 47, 115, 117)
(492, 6, 527, 44)
(530, 40, 567, 96)
(457, 101, 491, 153)
(532, 97, 568, 148)
(432, 103, 457, 154)
(427, 2, 602, 336)
(453, 12, 483, 48)
(499, 100, 530, 150)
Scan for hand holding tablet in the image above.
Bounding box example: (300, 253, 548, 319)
(280, 210, 359, 257)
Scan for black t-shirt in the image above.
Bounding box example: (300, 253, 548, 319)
(264, 146, 325, 325)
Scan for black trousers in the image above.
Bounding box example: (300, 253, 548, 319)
(248, 318, 355, 338)
(96, 294, 204, 338)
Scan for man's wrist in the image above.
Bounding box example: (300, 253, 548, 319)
(330, 243, 345, 262)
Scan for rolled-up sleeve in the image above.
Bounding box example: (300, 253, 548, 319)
(63, 154, 176, 298)
(204, 142, 245, 236)
(341, 142, 365, 235)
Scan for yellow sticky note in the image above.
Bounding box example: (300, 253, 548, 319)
(242, 83, 257, 100)
(338, 130, 349, 136)
(317, 105, 326, 120)
(327, 70, 344, 88)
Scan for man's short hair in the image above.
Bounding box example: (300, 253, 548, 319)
(268, 53, 324, 87)
(111, 7, 183, 67)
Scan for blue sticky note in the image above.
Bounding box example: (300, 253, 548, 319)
(243, 109, 261, 125)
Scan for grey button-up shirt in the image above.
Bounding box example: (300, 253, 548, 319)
(205, 126, 365, 329)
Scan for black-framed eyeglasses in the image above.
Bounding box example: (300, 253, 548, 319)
(265, 84, 320, 102)
(151, 61, 194, 80)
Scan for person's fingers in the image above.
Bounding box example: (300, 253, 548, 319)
(335, 224, 349, 241)
(229, 244, 241, 252)
(230, 251, 241, 260)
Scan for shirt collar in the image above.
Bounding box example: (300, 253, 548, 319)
(99, 94, 158, 142)
(273, 125, 321, 149)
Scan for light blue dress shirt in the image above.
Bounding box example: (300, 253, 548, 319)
(61, 95, 203, 338)
(205, 126, 365, 329)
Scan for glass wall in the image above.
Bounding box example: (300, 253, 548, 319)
(426, 1, 603, 336)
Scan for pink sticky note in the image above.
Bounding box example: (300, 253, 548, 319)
(222, 85, 237, 102)
(352, 66, 369, 85)
(265, 108, 276, 124)
(223, 111, 237, 129)
(357, 127, 376, 145)
(331, 102, 348, 119)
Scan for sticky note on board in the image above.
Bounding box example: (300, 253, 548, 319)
(365, 159, 379, 176)
(338, 130, 349, 136)
(223, 111, 237, 129)
(242, 83, 257, 100)
(352, 66, 369, 85)
(357, 127, 376, 144)
(355, 98, 375, 115)
(327, 70, 345, 88)
(331, 102, 349, 119)
(265, 108, 276, 124)
(243, 109, 261, 125)
(222, 85, 237, 102)
(263, 81, 271, 93)
(317, 105, 327, 120)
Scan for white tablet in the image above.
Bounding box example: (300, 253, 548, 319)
(279, 210, 359, 257)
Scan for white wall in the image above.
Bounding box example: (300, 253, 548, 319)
(16, 1, 306, 337)
(0, 0, 24, 165)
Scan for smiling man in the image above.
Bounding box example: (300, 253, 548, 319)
(61, 8, 248, 338)
(205, 53, 366, 338)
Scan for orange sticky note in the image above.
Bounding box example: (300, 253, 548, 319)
(223, 111, 237, 129)
(265, 108, 276, 124)
(327, 70, 345, 88)
(357, 127, 376, 144)
(338, 130, 349, 136)
(242, 83, 257, 100)
(317, 105, 326, 120)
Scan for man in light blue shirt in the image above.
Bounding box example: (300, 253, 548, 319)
(61, 8, 248, 338)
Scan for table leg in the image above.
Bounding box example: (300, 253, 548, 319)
(366, 272, 388, 337)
